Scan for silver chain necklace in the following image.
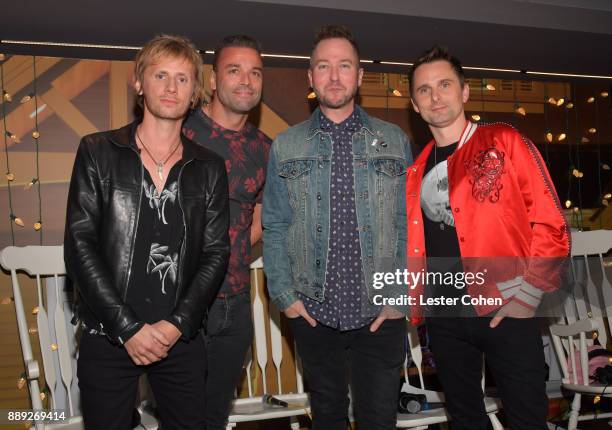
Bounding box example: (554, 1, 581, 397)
(136, 130, 180, 181)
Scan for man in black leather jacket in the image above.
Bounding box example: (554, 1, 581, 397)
(64, 34, 230, 430)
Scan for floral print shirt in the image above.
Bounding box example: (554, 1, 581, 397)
(183, 109, 271, 296)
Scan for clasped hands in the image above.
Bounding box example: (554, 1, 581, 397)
(124, 320, 181, 366)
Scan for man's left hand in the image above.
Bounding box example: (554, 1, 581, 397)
(489, 300, 535, 328)
(152, 320, 182, 349)
(370, 306, 405, 332)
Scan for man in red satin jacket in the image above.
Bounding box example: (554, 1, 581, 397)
(406, 45, 570, 429)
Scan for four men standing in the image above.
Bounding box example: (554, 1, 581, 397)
(64, 28, 567, 430)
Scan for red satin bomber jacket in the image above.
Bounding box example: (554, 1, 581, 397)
(406, 122, 570, 323)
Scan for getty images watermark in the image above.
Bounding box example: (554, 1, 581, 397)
(371, 268, 503, 307)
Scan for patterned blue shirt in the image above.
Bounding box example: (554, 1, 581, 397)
(300, 109, 374, 331)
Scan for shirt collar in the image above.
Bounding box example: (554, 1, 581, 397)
(319, 109, 362, 133)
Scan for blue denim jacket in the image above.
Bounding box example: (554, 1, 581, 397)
(262, 106, 412, 312)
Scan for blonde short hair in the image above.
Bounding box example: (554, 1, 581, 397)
(134, 34, 204, 109)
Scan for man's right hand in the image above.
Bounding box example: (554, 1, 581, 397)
(124, 324, 170, 365)
(283, 300, 317, 327)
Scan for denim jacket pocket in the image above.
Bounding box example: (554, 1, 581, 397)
(278, 159, 315, 287)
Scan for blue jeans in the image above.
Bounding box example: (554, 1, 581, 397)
(288, 317, 405, 430)
(203, 291, 253, 430)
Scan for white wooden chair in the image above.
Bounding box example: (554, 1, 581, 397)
(549, 230, 612, 430)
(0, 246, 157, 430)
(396, 324, 504, 429)
(226, 256, 310, 429)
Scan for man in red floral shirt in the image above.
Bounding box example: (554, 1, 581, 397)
(182, 35, 270, 430)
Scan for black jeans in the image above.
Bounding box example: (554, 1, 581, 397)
(426, 317, 548, 430)
(77, 332, 206, 430)
(289, 317, 405, 430)
(203, 291, 253, 430)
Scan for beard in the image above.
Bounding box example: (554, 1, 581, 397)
(315, 85, 359, 110)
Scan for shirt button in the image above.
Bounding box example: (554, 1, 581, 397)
(413, 220, 418, 224)
(317, 193, 322, 200)
(454, 208, 460, 213)
(414, 248, 420, 253)
(412, 167, 417, 172)
(314, 291, 321, 298)
(317, 225, 322, 232)
(316, 259, 321, 266)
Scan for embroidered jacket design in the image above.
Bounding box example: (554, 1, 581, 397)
(465, 146, 505, 203)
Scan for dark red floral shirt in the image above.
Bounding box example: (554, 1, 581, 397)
(183, 109, 271, 296)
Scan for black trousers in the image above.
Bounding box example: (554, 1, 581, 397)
(426, 317, 548, 430)
(203, 291, 254, 430)
(77, 332, 206, 430)
(289, 317, 405, 430)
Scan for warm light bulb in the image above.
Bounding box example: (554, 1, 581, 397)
(566, 102, 574, 109)
(3, 91, 12, 102)
(307, 91, 316, 99)
(556, 98, 565, 106)
(17, 377, 26, 390)
(573, 207, 580, 213)
(391, 89, 402, 97)
(601, 92, 609, 98)
(485, 84, 495, 91)
(6, 172, 14, 181)
(471, 114, 481, 122)
(565, 200, 572, 209)
(557, 133, 566, 142)
(603, 164, 611, 171)
(20, 93, 34, 104)
(581, 137, 590, 143)
(32, 307, 39, 315)
(51, 344, 58, 351)
(32, 131, 40, 139)
(604, 193, 612, 200)
(603, 199, 609, 207)
(13, 217, 24, 227)
(515, 106, 526, 116)
(546, 133, 553, 143)
(34, 222, 42, 231)
(28, 327, 38, 334)
(547, 97, 557, 105)
(572, 169, 580, 177)
(587, 96, 595, 103)
(588, 128, 597, 134)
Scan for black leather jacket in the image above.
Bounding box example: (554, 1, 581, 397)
(64, 121, 230, 343)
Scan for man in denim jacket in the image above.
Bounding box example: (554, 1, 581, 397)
(263, 25, 412, 430)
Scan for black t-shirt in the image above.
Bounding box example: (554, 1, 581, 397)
(420, 142, 473, 316)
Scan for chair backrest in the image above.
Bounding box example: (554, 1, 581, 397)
(0, 245, 79, 429)
(549, 230, 612, 386)
(566, 230, 612, 345)
(239, 257, 305, 398)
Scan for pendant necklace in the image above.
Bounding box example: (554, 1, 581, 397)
(136, 130, 181, 181)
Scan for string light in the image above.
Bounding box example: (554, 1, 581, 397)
(601, 92, 609, 98)
(0, 53, 5, 61)
(306, 91, 316, 99)
(566, 102, 574, 109)
(588, 128, 597, 134)
(546, 132, 553, 143)
(2, 90, 12, 102)
(605, 193, 612, 200)
(5, 130, 20, 143)
(557, 133, 566, 142)
(28, 327, 38, 334)
(581, 137, 590, 143)
(10, 214, 24, 227)
(24, 178, 38, 190)
(471, 114, 481, 121)
(587, 97, 595, 103)
(515, 106, 526, 116)
(573, 207, 580, 213)
(603, 164, 611, 171)
(50, 344, 58, 351)
(6, 172, 14, 181)
(34, 222, 42, 231)
(389, 88, 402, 97)
(0, 297, 14, 304)
(556, 98, 565, 106)
(603, 200, 609, 207)
(547, 97, 557, 105)
(485, 84, 495, 91)
(17, 374, 26, 390)
(20, 93, 34, 104)
(565, 200, 572, 209)
(32, 131, 40, 139)
(32, 306, 39, 315)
